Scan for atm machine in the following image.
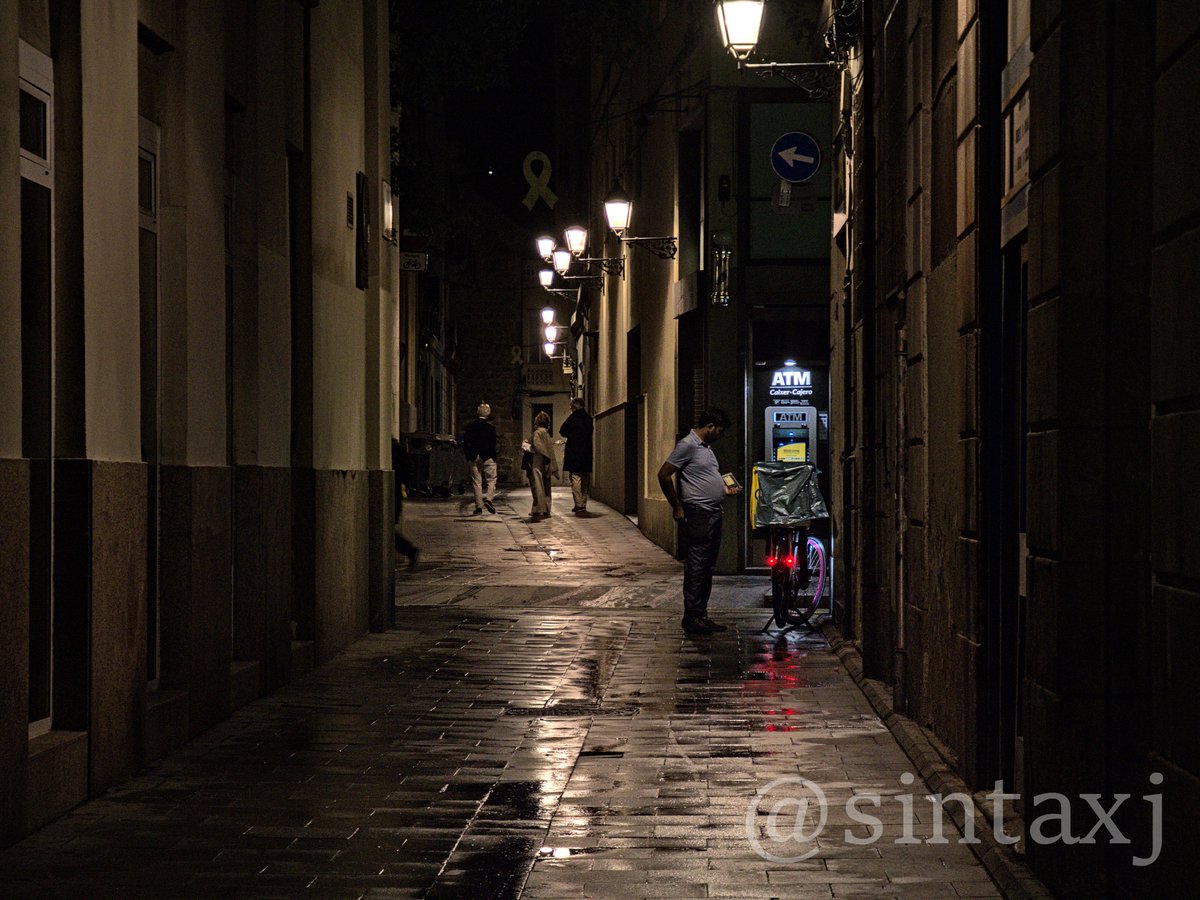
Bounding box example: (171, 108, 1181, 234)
(751, 363, 834, 610)
(765, 405, 819, 462)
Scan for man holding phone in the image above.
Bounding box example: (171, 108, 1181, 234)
(657, 408, 741, 635)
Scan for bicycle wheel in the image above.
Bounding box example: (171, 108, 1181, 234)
(797, 536, 827, 621)
(771, 567, 788, 628)
(770, 530, 790, 627)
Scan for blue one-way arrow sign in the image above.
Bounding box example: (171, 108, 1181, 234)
(771, 131, 822, 183)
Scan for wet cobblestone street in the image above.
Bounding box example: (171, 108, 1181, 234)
(0, 489, 1000, 898)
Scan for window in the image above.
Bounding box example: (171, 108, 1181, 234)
(20, 88, 47, 159)
(20, 40, 54, 739)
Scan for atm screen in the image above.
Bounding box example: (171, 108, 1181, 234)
(772, 426, 809, 461)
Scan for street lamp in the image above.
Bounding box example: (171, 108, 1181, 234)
(543, 324, 558, 343)
(715, 0, 764, 61)
(564, 225, 588, 257)
(713, 0, 847, 96)
(565, 217, 626, 276)
(603, 183, 632, 236)
(536, 234, 556, 261)
(538, 268, 554, 288)
(552, 248, 573, 275)
(541, 307, 555, 325)
(602, 181, 678, 259)
(543, 341, 556, 357)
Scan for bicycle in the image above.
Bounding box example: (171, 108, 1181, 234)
(764, 524, 827, 632)
(751, 460, 830, 634)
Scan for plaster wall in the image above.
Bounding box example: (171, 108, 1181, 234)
(363, 0, 392, 472)
(182, 2, 227, 467)
(310, 4, 367, 473)
(253, 0, 292, 469)
(632, 113, 682, 552)
(81, 0, 140, 462)
(157, 0, 228, 467)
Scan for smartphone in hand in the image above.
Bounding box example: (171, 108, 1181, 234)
(722, 472, 742, 493)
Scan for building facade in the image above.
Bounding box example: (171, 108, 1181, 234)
(1, 0, 400, 843)
(831, 0, 1199, 894)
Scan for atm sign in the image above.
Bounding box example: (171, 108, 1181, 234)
(773, 411, 809, 424)
(769, 367, 813, 398)
(771, 369, 812, 387)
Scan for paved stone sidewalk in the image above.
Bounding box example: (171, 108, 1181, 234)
(0, 489, 1001, 898)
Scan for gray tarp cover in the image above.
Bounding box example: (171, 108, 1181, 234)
(753, 461, 829, 528)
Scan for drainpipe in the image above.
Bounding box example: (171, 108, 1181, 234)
(893, 321, 907, 713)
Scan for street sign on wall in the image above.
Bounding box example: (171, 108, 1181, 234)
(770, 131, 822, 183)
(399, 251, 427, 272)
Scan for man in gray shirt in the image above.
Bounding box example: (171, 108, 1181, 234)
(657, 408, 740, 635)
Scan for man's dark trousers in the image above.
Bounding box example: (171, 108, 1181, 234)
(682, 506, 723, 622)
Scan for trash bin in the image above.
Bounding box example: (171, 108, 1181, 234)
(421, 435, 462, 497)
(403, 433, 435, 496)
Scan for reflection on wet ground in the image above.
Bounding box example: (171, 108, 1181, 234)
(0, 491, 999, 898)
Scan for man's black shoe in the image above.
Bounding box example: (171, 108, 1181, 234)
(408, 550, 419, 572)
(698, 616, 728, 632)
(484, 500, 496, 514)
(682, 617, 716, 635)
(472, 507, 483, 515)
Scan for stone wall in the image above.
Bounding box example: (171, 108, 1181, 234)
(833, 0, 1199, 892)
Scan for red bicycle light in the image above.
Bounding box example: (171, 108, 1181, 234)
(784, 555, 796, 568)
(767, 555, 777, 567)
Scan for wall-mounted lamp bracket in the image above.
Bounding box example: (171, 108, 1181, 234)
(621, 236, 678, 260)
(579, 256, 626, 277)
(561, 274, 605, 287)
(739, 61, 839, 100)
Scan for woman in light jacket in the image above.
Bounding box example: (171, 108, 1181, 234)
(529, 411, 558, 518)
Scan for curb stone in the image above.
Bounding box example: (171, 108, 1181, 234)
(821, 620, 1054, 900)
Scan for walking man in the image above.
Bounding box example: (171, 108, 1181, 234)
(463, 403, 498, 515)
(559, 397, 593, 514)
(657, 408, 740, 635)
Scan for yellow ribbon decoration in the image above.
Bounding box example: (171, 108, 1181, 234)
(522, 151, 558, 211)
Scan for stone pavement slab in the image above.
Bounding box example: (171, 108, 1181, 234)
(0, 490, 1001, 898)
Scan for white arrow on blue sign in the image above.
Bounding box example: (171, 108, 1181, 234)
(770, 131, 822, 183)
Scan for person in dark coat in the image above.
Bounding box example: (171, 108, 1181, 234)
(559, 397, 594, 514)
(463, 403, 498, 515)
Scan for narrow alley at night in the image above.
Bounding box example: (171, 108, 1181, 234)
(2, 0, 1197, 896)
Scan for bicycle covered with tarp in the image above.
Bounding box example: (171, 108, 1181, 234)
(750, 461, 829, 633)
